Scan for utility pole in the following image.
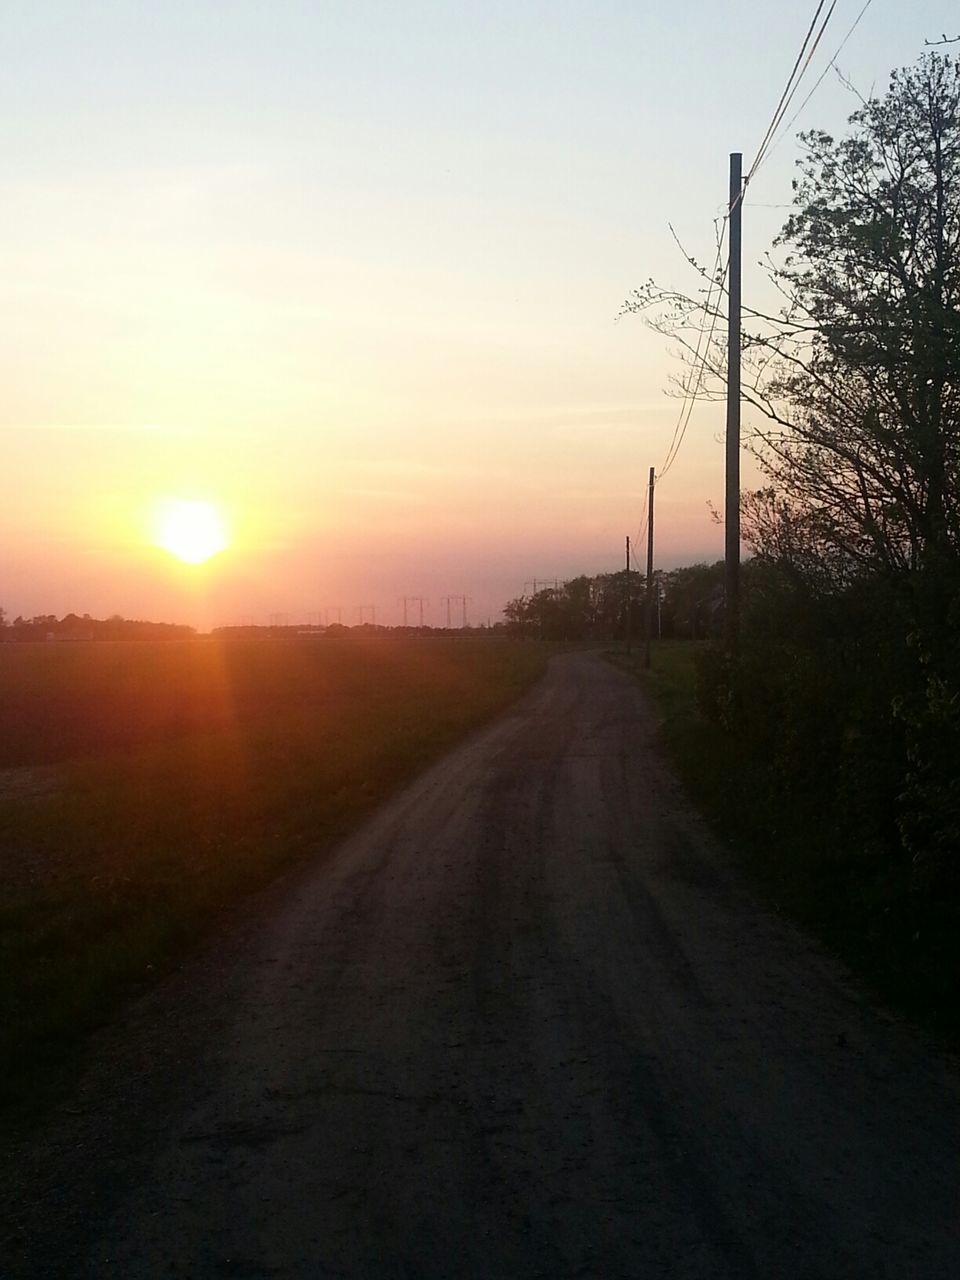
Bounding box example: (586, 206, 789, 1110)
(460, 595, 471, 628)
(440, 596, 452, 628)
(725, 151, 743, 649)
(625, 535, 632, 656)
(645, 466, 655, 669)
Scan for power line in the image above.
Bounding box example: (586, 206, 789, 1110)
(643, 0, 864, 525)
(652, 212, 730, 488)
(659, 242, 729, 481)
(746, 0, 829, 179)
(634, 481, 650, 553)
(746, 0, 838, 183)
(761, 0, 875, 166)
(755, 4, 839, 176)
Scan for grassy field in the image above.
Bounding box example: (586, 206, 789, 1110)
(616, 640, 958, 1044)
(0, 636, 548, 1113)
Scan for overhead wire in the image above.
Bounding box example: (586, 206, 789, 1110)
(746, 0, 835, 182)
(760, 0, 875, 165)
(634, 483, 649, 561)
(656, 205, 731, 484)
(633, 0, 865, 560)
(650, 0, 846, 495)
(742, 1, 834, 183)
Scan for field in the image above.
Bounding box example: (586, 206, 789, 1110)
(0, 636, 548, 1112)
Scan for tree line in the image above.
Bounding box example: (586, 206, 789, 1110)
(628, 52, 960, 1028)
(503, 563, 726, 642)
(0, 611, 196, 641)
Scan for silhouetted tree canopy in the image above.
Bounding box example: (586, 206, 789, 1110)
(629, 52, 960, 920)
(1, 614, 195, 641)
(502, 564, 724, 642)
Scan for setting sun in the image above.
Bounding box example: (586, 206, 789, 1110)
(153, 499, 229, 565)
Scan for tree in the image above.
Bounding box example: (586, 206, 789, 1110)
(658, 562, 724, 638)
(748, 57, 960, 892)
(628, 53, 960, 604)
(760, 54, 960, 593)
(501, 572, 644, 641)
(502, 596, 531, 637)
(628, 53, 960, 901)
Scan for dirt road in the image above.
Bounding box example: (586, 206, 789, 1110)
(5, 653, 959, 1278)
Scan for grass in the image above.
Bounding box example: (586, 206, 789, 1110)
(0, 635, 548, 1116)
(610, 642, 721, 804)
(614, 640, 959, 1045)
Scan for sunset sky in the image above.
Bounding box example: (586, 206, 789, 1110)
(2, 1, 955, 629)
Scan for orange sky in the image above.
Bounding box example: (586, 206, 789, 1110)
(1, 2, 947, 628)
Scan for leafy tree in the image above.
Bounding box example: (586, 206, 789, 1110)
(502, 571, 645, 641)
(658, 562, 724, 638)
(630, 52, 960, 936)
(759, 54, 960, 595)
(629, 53, 960, 603)
(751, 55, 960, 893)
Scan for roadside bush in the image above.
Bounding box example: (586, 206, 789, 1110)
(694, 564, 960, 1029)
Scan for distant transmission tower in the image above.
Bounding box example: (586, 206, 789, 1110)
(440, 595, 470, 627)
(398, 596, 429, 628)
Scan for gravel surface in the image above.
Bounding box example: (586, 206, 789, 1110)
(4, 652, 959, 1279)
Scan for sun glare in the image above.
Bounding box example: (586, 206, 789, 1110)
(154, 499, 229, 565)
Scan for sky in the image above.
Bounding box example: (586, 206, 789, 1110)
(2, 0, 957, 629)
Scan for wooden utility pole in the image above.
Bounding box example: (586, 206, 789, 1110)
(625, 536, 632, 655)
(725, 151, 743, 649)
(644, 466, 655, 669)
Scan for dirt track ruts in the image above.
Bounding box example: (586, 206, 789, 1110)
(4, 652, 959, 1278)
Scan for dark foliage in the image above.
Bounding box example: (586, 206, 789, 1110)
(639, 55, 960, 1030)
(502, 563, 725, 643)
(2, 612, 196, 642)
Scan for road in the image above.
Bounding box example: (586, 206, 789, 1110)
(5, 652, 960, 1278)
